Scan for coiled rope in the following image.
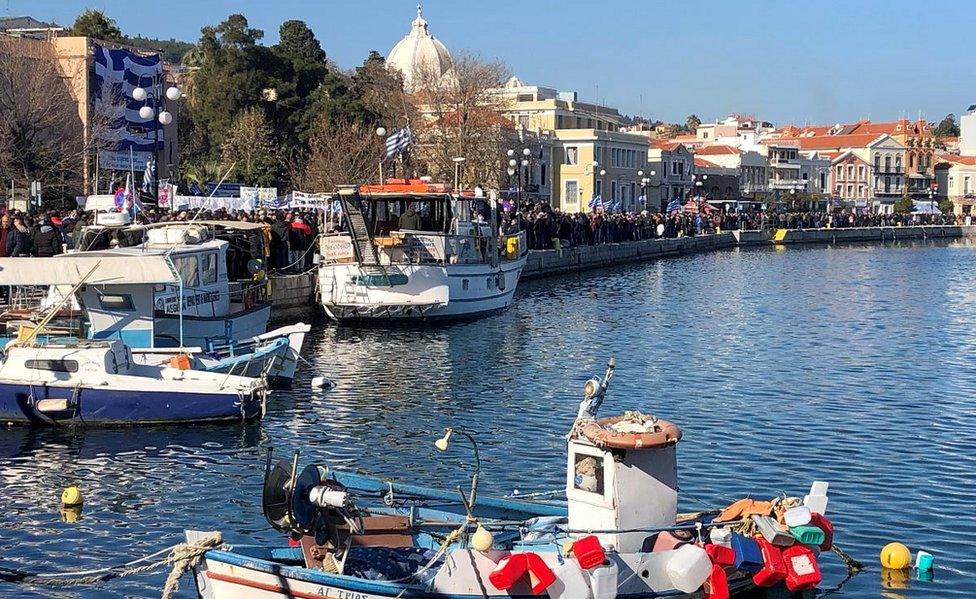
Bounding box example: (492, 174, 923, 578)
(0, 532, 223, 599)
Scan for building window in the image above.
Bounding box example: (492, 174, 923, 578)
(98, 294, 135, 311)
(611, 180, 617, 200)
(836, 165, 843, 179)
(858, 185, 865, 197)
(518, 115, 529, 129)
(595, 179, 602, 196)
(848, 165, 854, 179)
(540, 163, 547, 186)
(564, 147, 579, 165)
(847, 184, 853, 196)
(858, 166, 865, 179)
(966, 176, 972, 194)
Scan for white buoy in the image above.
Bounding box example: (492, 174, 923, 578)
(311, 376, 334, 389)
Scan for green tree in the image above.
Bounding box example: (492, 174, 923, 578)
(933, 114, 960, 138)
(938, 199, 954, 214)
(274, 20, 326, 63)
(893, 196, 914, 213)
(70, 9, 124, 43)
(685, 114, 701, 132)
(220, 108, 279, 185)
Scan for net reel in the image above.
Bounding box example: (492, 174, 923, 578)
(262, 449, 364, 547)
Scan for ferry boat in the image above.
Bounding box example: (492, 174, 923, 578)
(186, 360, 837, 598)
(318, 180, 527, 322)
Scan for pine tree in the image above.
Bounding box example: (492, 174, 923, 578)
(70, 9, 124, 43)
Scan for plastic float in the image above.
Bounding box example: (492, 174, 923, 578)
(182, 359, 850, 598)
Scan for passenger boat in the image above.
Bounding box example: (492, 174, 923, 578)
(186, 361, 837, 598)
(318, 180, 527, 322)
(0, 339, 266, 426)
(0, 221, 310, 387)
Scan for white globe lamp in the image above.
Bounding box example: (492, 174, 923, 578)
(132, 87, 147, 101)
(158, 111, 173, 125)
(138, 106, 155, 120)
(165, 86, 182, 101)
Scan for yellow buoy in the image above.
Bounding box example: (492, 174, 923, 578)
(61, 485, 83, 507)
(880, 542, 911, 570)
(470, 524, 494, 552)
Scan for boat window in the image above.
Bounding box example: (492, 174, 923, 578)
(201, 253, 218, 285)
(573, 454, 604, 495)
(25, 359, 78, 373)
(97, 294, 135, 311)
(173, 256, 199, 287)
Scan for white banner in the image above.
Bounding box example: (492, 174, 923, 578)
(98, 150, 154, 172)
(172, 195, 254, 212)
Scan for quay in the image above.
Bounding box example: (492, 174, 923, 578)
(269, 224, 974, 320)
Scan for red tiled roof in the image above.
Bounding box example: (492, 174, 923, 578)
(694, 144, 741, 156)
(649, 140, 681, 150)
(796, 133, 883, 150)
(694, 157, 721, 168)
(936, 154, 976, 166)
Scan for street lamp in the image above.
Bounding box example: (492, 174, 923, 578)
(453, 156, 466, 192)
(131, 77, 181, 202)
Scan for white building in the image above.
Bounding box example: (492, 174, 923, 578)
(386, 5, 454, 92)
(961, 104, 976, 157)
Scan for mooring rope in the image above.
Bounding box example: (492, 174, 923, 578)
(0, 532, 223, 598)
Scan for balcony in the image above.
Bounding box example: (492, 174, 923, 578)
(873, 185, 905, 196)
(769, 179, 806, 190)
(741, 184, 769, 194)
(873, 165, 903, 175)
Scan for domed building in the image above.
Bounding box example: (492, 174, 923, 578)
(387, 4, 454, 92)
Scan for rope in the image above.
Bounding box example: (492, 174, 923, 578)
(0, 532, 223, 598)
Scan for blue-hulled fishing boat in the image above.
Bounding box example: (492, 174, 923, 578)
(186, 361, 839, 598)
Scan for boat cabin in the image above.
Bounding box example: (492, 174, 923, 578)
(0, 340, 133, 384)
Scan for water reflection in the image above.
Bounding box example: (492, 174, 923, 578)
(1, 240, 974, 598)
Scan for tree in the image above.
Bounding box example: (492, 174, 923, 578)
(70, 9, 124, 43)
(938, 199, 954, 214)
(933, 114, 960, 138)
(274, 20, 326, 64)
(220, 108, 280, 185)
(411, 53, 513, 188)
(893, 196, 914, 213)
(0, 36, 109, 199)
(302, 119, 384, 191)
(686, 114, 701, 132)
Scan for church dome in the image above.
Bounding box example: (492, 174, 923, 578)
(387, 4, 454, 92)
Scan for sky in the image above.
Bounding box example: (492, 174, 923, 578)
(6, 0, 974, 126)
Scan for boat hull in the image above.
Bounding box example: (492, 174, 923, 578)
(0, 382, 264, 426)
(193, 548, 755, 599)
(318, 260, 525, 323)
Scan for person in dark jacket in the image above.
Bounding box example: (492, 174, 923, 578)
(269, 213, 290, 270)
(0, 214, 11, 258)
(6, 216, 33, 256)
(33, 216, 63, 257)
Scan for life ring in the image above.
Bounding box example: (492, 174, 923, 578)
(580, 416, 682, 449)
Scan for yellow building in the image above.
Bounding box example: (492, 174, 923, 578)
(551, 129, 649, 213)
(496, 77, 623, 133)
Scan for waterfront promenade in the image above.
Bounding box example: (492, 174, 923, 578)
(269, 225, 973, 320)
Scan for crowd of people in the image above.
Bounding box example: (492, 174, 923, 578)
(503, 202, 960, 251)
(0, 202, 961, 264)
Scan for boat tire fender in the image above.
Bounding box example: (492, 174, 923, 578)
(580, 417, 682, 449)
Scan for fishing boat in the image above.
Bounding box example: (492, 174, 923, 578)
(186, 360, 838, 598)
(0, 221, 310, 387)
(318, 180, 527, 322)
(0, 338, 266, 426)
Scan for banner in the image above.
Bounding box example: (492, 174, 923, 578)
(157, 181, 174, 209)
(172, 195, 254, 212)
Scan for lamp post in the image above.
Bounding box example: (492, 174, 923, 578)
(453, 157, 466, 192)
(435, 427, 482, 508)
(132, 78, 181, 201)
(376, 127, 388, 184)
(639, 169, 655, 211)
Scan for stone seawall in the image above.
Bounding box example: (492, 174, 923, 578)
(733, 225, 970, 246)
(269, 271, 318, 323)
(521, 233, 737, 280)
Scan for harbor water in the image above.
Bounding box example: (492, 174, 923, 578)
(2, 239, 976, 598)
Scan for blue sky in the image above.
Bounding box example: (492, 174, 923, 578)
(7, 0, 973, 125)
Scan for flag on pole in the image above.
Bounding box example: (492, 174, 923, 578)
(141, 159, 156, 193)
(666, 198, 681, 213)
(588, 194, 603, 212)
(385, 125, 414, 159)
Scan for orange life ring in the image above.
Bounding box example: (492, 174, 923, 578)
(580, 416, 682, 449)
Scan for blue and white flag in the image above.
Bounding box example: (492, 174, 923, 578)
(189, 181, 203, 196)
(666, 198, 681, 213)
(588, 194, 603, 211)
(385, 125, 414, 159)
(141, 159, 155, 193)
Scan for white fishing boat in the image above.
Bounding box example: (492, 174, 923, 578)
(3, 221, 309, 387)
(186, 360, 840, 598)
(318, 181, 527, 322)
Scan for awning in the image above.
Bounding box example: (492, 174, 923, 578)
(0, 256, 179, 286)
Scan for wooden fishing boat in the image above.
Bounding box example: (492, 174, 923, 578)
(187, 361, 837, 598)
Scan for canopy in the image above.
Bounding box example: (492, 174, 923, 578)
(0, 256, 179, 286)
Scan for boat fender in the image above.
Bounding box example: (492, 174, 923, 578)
(752, 538, 787, 588)
(703, 563, 729, 599)
(782, 544, 822, 591)
(311, 376, 335, 389)
(169, 354, 192, 370)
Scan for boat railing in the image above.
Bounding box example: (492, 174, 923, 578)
(321, 230, 527, 267)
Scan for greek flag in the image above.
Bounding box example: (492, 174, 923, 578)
(385, 125, 414, 159)
(588, 194, 603, 211)
(666, 198, 681, 213)
(141, 159, 155, 193)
